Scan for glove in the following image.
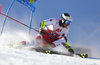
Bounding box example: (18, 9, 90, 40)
(67, 46, 74, 54)
(40, 29, 45, 36)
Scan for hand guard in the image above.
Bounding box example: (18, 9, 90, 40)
(67, 46, 74, 54)
(40, 29, 45, 36)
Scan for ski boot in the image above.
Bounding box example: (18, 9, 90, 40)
(11, 41, 26, 48)
(41, 44, 51, 54)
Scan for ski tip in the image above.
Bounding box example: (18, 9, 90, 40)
(78, 53, 88, 58)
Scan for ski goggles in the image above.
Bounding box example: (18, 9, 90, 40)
(65, 20, 71, 25)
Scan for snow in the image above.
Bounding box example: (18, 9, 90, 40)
(0, 45, 100, 65)
(0, 32, 100, 65)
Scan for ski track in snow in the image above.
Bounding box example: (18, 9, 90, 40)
(0, 45, 100, 65)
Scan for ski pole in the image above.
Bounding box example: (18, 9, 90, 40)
(0, 11, 39, 33)
(0, 5, 1, 12)
(0, 12, 66, 39)
(0, 9, 64, 39)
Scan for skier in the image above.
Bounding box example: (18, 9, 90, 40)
(35, 13, 74, 54)
(12, 13, 74, 54)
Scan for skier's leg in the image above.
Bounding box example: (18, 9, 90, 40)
(36, 29, 52, 45)
(11, 41, 33, 47)
(51, 38, 65, 47)
(50, 38, 74, 54)
(35, 33, 43, 45)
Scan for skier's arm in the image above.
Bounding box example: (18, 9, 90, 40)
(40, 21, 46, 29)
(39, 21, 46, 36)
(39, 19, 56, 36)
(62, 36, 74, 53)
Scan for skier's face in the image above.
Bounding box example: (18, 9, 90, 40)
(63, 23, 69, 28)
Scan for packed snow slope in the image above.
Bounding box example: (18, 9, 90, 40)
(0, 45, 100, 65)
(0, 31, 100, 65)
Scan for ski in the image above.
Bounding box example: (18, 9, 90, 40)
(9, 43, 88, 58)
(30, 47, 88, 58)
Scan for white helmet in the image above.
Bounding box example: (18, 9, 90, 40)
(61, 13, 72, 24)
(59, 13, 72, 27)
